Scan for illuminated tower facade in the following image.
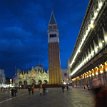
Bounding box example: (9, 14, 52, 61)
(48, 12, 62, 84)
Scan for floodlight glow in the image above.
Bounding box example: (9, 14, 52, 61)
(99, 41, 103, 49)
(90, 20, 95, 29)
(63, 82, 66, 85)
(98, 1, 103, 10)
(94, 11, 98, 20)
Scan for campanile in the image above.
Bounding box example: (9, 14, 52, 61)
(48, 12, 62, 84)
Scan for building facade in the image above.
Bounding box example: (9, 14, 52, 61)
(68, 0, 107, 88)
(14, 66, 49, 87)
(48, 12, 62, 84)
(0, 69, 5, 84)
(62, 69, 69, 84)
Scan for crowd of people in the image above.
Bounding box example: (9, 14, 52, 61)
(27, 83, 48, 96)
(0, 87, 18, 97)
(28, 86, 35, 95)
(61, 84, 69, 93)
(11, 87, 17, 97)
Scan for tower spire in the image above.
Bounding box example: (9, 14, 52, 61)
(49, 11, 56, 25)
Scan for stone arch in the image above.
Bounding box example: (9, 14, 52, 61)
(44, 80, 48, 84)
(38, 80, 42, 84)
(32, 79, 36, 85)
(19, 81, 22, 86)
(24, 80, 27, 86)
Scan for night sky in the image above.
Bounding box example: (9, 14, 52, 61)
(0, 0, 89, 77)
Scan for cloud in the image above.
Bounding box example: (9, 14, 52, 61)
(0, 26, 48, 77)
(0, 0, 89, 77)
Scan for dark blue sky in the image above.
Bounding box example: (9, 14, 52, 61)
(0, 0, 89, 77)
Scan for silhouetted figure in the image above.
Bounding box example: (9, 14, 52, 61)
(11, 88, 14, 97)
(42, 84, 46, 95)
(92, 78, 107, 107)
(83, 86, 85, 89)
(31, 86, 34, 95)
(11, 88, 17, 97)
(14, 87, 17, 96)
(66, 84, 69, 91)
(39, 84, 42, 95)
(28, 87, 31, 95)
(62, 85, 65, 93)
(86, 84, 89, 90)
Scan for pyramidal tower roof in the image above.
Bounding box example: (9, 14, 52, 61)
(49, 11, 57, 25)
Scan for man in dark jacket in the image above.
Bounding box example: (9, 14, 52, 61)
(92, 78, 107, 107)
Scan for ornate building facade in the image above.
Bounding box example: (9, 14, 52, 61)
(14, 66, 49, 86)
(48, 12, 62, 84)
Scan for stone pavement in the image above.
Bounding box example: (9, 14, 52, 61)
(0, 89, 27, 102)
(71, 88, 94, 107)
(0, 88, 94, 107)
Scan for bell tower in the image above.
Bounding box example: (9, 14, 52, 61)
(48, 12, 62, 84)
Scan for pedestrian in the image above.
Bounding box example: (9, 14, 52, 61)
(86, 84, 89, 90)
(39, 84, 43, 95)
(62, 84, 65, 93)
(42, 84, 46, 95)
(14, 87, 17, 96)
(92, 78, 107, 107)
(66, 84, 69, 91)
(11, 88, 14, 97)
(31, 86, 34, 95)
(28, 86, 31, 95)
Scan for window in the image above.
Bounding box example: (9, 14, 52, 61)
(50, 34, 57, 38)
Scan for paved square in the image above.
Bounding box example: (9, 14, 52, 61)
(0, 88, 94, 107)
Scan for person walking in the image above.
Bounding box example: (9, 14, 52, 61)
(42, 84, 46, 95)
(28, 86, 31, 95)
(31, 86, 35, 95)
(92, 78, 107, 107)
(66, 84, 69, 91)
(11, 88, 14, 97)
(61, 84, 65, 93)
(39, 84, 43, 95)
(14, 87, 17, 96)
